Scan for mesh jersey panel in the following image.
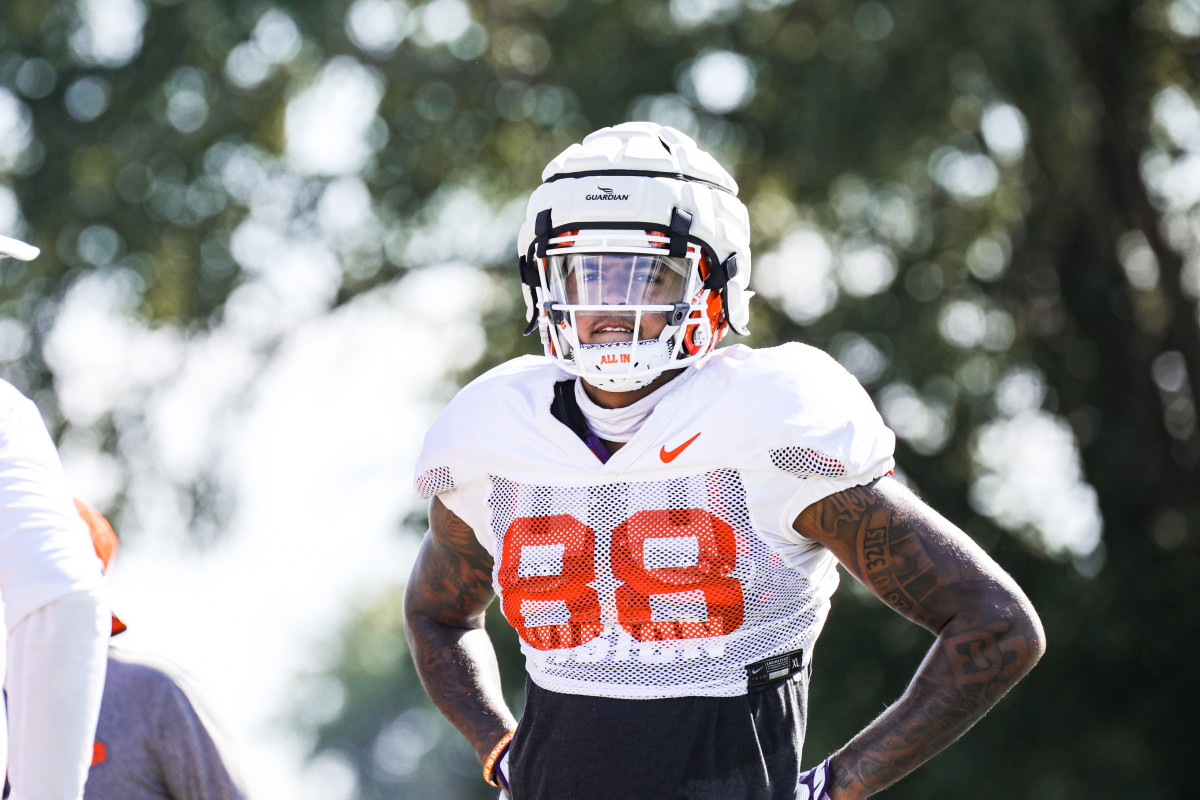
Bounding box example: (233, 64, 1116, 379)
(415, 466, 454, 499)
(769, 447, 847, 480)
(488, 468, 822, 699)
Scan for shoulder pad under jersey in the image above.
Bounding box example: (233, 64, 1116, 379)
(415, 355, 568, 499)
(692, 343, 895, 481)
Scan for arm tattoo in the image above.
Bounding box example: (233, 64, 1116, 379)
(796, 478, 1045, 799)
(404, 497, 516, 763)
(813, 487, 954, 631)
(408, 497, 495, 626)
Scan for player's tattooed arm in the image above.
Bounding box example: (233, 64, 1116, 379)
(404, 496, 517, 765)
(793, 476, 1046, 800)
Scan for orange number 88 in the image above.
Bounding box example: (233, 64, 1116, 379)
(497, 509, 744, 650)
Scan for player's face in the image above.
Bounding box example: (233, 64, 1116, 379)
(560, 254, 687, 345)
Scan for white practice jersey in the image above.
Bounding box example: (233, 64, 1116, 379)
(415, 343, 895, 699)
(0, 380, 103, 630)
(0, 378, 109, 798)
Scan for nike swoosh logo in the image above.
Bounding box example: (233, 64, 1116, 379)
(660, 432, 701, 463)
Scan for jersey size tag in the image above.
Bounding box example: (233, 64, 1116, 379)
(745, 648, 806, 690)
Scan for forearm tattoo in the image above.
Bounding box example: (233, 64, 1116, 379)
(797, 479, 1044, 798)
(405, 498, 515, 761)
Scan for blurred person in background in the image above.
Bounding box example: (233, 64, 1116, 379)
(405, 124, 1045, 800)
(0, 234, 110, 800)
(74, 499, 249, 800)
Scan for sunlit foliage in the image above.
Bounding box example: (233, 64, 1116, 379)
(3, 0, 1199, 797)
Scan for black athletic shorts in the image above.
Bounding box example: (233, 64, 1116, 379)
(506, 669, 810, 800)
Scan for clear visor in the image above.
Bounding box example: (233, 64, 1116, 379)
(546, 253, 691, 308)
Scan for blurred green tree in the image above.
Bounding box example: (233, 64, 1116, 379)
(3, 0, 1198, 797)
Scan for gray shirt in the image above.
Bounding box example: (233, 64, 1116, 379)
(84, 649, 248, 800)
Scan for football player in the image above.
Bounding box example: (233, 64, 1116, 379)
(1, 234, 110, 800)
(405, 123, 1045, 800)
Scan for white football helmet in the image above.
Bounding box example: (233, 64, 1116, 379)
(0, 234, 39, 261)
(517, 122, 753, 392)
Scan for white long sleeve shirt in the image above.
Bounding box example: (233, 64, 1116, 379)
(0, 380, 109, 800)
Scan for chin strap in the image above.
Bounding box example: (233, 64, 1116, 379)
(518, 254, 541, 336)
(518, 209, 556, 336)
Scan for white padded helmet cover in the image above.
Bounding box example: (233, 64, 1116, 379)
(518, 122, 753, 333)
(541, 122, 739, 190)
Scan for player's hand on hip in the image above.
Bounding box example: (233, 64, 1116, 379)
(796, 756, 831, 800)
(495, 746, 511, 797)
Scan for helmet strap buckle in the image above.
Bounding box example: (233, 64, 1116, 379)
(668, 207, 693, 258)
